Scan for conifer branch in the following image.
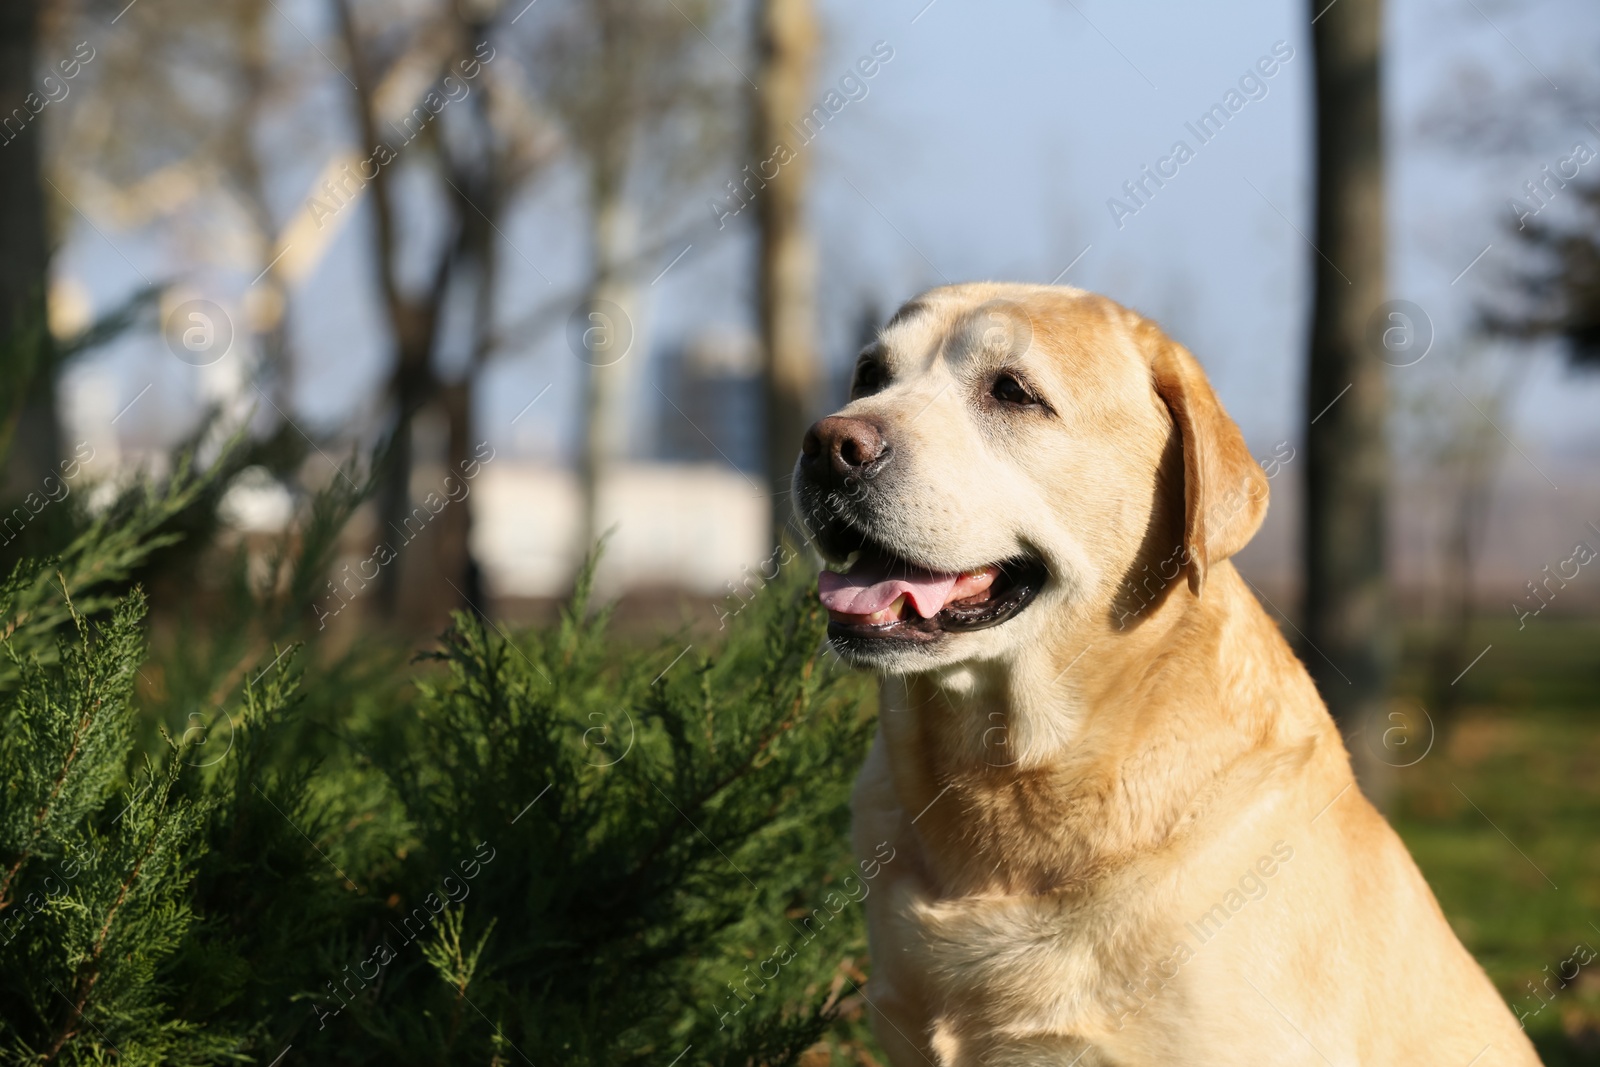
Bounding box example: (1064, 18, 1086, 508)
(43, 768, 172, 1061)
(0, 577, 98, 912)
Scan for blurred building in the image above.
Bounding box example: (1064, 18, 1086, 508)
(471, 329, 772, 602)
(654, 329, 762, 472)
(470, 460, 767, 600)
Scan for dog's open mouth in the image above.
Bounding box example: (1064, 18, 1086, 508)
(816, 535, 1047, 643)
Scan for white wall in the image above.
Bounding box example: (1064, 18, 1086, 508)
(470, 462, 771, 599)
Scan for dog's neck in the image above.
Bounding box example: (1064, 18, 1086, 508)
(874, 563, 1304, 898)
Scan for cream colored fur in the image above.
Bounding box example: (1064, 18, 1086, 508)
(809, 284, 1540, 1066)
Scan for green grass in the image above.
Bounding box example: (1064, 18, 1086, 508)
(1392, 618, 1600, 1065)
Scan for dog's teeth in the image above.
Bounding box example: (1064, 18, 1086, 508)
(866, 594, 907, 625)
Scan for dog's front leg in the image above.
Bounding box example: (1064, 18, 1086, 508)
(852, 734, 942, 1066)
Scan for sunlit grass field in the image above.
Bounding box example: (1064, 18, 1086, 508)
(1393, 618, 1600, 1065)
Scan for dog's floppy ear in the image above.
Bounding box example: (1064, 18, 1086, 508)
(1146, 326, 1269, 596)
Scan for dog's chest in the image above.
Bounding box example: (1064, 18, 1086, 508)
(881, 848, 1185, 1052)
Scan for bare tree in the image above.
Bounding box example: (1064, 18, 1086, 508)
(1303, 0, 1395, 797)
(1403, 46, 1600, 738)
(219, 0, 295, 406)
(46, 0, 323, 415)
(332, 0, 460, 626)
(1394, 339, 1518, 727)
(331, 0, 557, 627)
(46, 0, 491, 625)
(533, 0, 733, 563)
(755, 0, 820, 543)
(1486, 181, 1600, 367)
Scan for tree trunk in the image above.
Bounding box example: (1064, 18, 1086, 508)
(577, 178, 637, 561)
(1427, 465, 1488, 726)
(436, 29, 499, 621)
(0, 0, 60, 493)
(438, 379, 481, 604)
(1304, 0, 1395, 800)
(233, 0, 294, 413)
(377, 308, 441, 621)
(332, 0, 461, 625)
(755, 0, 819, 545)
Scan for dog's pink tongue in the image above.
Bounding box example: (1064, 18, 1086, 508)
(818, 558, 959, 619)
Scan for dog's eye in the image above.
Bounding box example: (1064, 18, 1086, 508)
(990, 372, 1038, 407)
(852, 359, 887, 398)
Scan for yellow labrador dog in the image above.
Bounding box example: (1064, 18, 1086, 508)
(792, 284, 1539, 1066)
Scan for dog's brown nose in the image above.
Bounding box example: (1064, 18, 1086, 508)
(802, 415, 890, 477)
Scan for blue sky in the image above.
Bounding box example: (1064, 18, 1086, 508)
(58, 0, 1600, 471)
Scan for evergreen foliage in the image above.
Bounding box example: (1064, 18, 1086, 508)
(0, 447, 878, 1065)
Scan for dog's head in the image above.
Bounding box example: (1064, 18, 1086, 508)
(794, 283, 1268, 673)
